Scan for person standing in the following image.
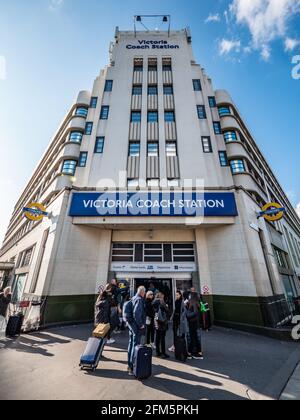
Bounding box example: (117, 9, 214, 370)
(145, 290, 155, 349)
(186, 292, 203, 360)
(94, 289, 112, 343)
(0, 287, 12, 337)
(169, 290, 188, 352)
(127, 286, 146, 376)
(153, 292, 170, 359)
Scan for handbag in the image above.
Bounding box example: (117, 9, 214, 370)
(93, 323, 110, 338)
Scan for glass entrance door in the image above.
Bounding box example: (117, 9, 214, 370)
(134, 278, 174, 311)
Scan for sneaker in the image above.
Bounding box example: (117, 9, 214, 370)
(151, 343, 156, 350)
(107, 339, 116, 345)
(192, 353, 204, 360)
(127, 367, 134, 376)
(161, 354, 170, 359)
(187, 353, 193, 360)
(168, 345, 175, 353)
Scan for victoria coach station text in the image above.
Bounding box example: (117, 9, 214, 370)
(126, 40, 180, 49)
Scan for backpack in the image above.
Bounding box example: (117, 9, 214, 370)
(123, 300, 134, 323)
(155, 307, 167, 324)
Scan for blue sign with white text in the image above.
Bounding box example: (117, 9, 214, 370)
(69, 192, 238, 218)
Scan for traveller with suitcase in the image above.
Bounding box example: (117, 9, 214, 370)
(124, 286, 148, 377)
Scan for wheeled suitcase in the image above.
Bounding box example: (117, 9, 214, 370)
(80, 337, 106, 372)
(175, 336, 188, 362)
(6, 313, 24, 337)
(133, 345, 152, 380)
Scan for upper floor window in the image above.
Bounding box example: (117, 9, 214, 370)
(78, 152, 88, 168)
(165, 111, 175, 122)
(85, 122, 93, 135)
(147, 142, 159, 157)
(134, 65, 143, 72)
(202, 136, 213, 153)
(218, 106, 231, 117)
(230, 159, 246, 174)
(131, 111, 141, 123)
(69, 131, 83, 144)
(62, 160, 77, 176)
(100, 106, 109, 120)
(104, 80, 113, 92)
(132, 85, 142, 95)
(148, 65, 157, 72)
(163, 64, 172, 71)
(21, 247, 34, 267)
(75, 107, 88, 118)
(219, 151, 229, 167)
(193, 79, 202, 91)
(148, 85, 158, 95)
(163, 85, 173, 95)
(166, 141, 177, 157)
(197, 105, 207, 120)
(213, 121, 222, 135)
(129, 142, 140, 157)
(95, 137, 105, 154)
(148, 111, 158, 123)
(90, 97, 98, 108)
(224, 131, 238, 143)
(208, 97, 217, 108)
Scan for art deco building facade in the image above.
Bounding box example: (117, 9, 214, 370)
(1, 26, 300, 333)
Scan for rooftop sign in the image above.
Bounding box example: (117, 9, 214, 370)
(126, 40, 179, 50)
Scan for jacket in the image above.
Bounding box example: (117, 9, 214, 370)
(0, 293, 11, 317)
(132, 293, 146, 329)
(172, 298, 188, 336)
(153, 299, 169, 332)
(94, 298, 111, 326)
(145, 299, 155, 319)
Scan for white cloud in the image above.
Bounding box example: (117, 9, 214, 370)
(219, 39, 241, 55)
(296, 203, 300, 218)
(205, 13, 221, 24)
(229, 0, 300, 58)
(285, 37, 300, 51)
(0, 55, 6, 80)
(49, 0, 64, 11)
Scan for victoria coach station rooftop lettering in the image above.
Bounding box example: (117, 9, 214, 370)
(69, 192, 238, 217)
(126, 40, 180, 49)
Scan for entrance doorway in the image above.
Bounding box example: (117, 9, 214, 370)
(135, 278, 173, 311)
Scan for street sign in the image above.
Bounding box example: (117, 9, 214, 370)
(258, 202, 286, 222)
(23, 203, 48, 222)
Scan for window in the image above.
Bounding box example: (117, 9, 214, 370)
(219, 151, 229, 167)
(147, 142, 159, 157)
(197, 105, 206, 119)
(90, 97, 98, 108)
(69, 131, 83, 144)
(218, 106, 231, 117)
(202, 136, 212, 153)
(100, 106, 109, 120)
(193, 79, 202, 91)
(147, 179, 160, 187)
(134, 65, 143, 72)
(85, 122, 93, 135)
(163, 64, 172, 71)
(165, 111, 175, 122)
(132, 85, 142, 95)
(224, 131, 238, 143)
(127, 179, 139, 187)
(208, 97, 216, 108)
(75, 107, 88, 118)
(129, 142, 140, 157)
(163, 85, 173, 95)
(168, 179, 179, 187)
(22, 247, 34, 267)
(78, 152, 88, 167)
(62, 160, 77, 175)
(213, 121, 222, 135)
(148, 85, 158, 95)
(94, 137, 105, 154)
(230, 160, 246, 174)
(148, 111, 158, 123)
(148, 65, 157, 72)
(12, 274, 27, 303)
(166, 142, 177, 157)
(131, 111, 141, 123)
(104, 80, 113, 92)
(112, 243, 134, 262)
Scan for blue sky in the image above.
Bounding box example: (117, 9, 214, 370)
(0, 0, 300, 243)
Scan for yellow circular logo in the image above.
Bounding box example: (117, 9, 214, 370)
(23, 203, 48, 222)
(261, 202, 285, 222)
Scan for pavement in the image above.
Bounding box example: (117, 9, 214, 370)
(280, 363, 300, 400)
(0, 324, 299, 401)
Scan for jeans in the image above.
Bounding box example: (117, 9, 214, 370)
(127, 324, 143, 369)
(146, 319, 155, 344)
(155, 329, 167, 355)
(188, 322, 202, 355)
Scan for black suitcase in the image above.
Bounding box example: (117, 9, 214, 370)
(6, 313, 24, 337)
(175, 336, 188, 362)
(133, 345, 152, 380)
(80, 337, 106, 372)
